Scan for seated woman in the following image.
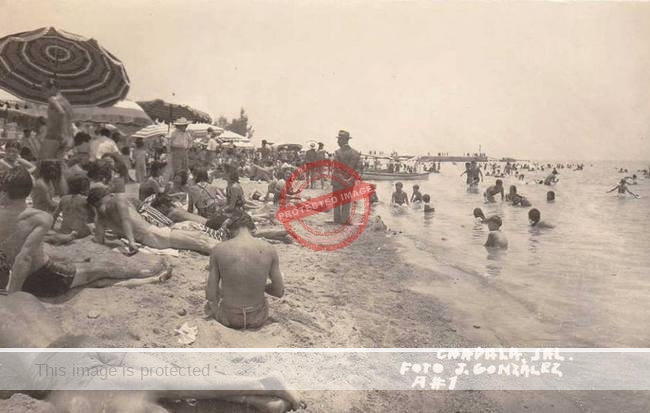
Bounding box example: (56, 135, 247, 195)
(0, 140, 36, 173)
(87, 159, 113, 190)
(30, 160, 61, 214)
(100, 153, 128, 193)
(139, 161, 166, 201)
(186, 167, 225, 218)
(51, 174, 94, 238)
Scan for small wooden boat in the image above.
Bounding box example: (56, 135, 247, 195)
(360, 171, 430, 181)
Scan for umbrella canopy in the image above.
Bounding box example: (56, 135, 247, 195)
(232, 140, 255, 149)
(218, 129, 247, 141)
(0, 27, 129, 107)
(0, 93, 151, 127)
(137, 99, 212, 124)
(131, 123, 169, 140)
(187, 123, 223, 138)
(276, 143, 303, 152)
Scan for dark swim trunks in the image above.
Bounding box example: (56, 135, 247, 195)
(21, 259, 76, 297)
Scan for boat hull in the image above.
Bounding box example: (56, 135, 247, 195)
(360, 171, 430, 181)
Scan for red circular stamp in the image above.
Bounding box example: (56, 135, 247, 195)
(275, 159, 374, 251)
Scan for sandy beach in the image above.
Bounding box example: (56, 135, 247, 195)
(0, 179, 637, 412)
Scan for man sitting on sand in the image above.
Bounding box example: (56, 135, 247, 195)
(0, 292, 304, 413)
(207, 212, 285, 330)
(484, 216, 508, 249)
(0, 167, 170, 297)
(528, 208, 554, 228)
(484, 179, 504, 202)
(88, 186, 217, 255)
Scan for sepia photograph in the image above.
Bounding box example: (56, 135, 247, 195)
(0, 0, 649, 412)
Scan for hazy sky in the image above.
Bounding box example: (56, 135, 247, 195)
(1, 0, 649, 160)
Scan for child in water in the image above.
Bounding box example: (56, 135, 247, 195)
(606, 179, 639, 198)
(411, 184, 423, 203)
(505, 185, 532, 207)
(391, 182, 409, 206)
(422, 194, 434, 212)
(484, 179, 504, 202)
(528, 208, 554, 228)
(51, 174, 94, 238)
(484, 216, 508, 249)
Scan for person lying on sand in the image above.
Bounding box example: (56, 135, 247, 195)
(606, 179, 639, 198)
(528, 208, 554, 229)
(484, 179, 504, 202)
(484, 216, 508, 249)
(88, 186, 217, 255)
(391, 182, 409, 206)
(207, 212, 285, 330)
(0, 168, 170, 297)
(0, 292, 304, 413)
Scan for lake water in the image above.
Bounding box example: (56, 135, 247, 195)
(369, 161, 650, 347)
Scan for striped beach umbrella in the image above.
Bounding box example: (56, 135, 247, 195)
(0, 27, 130, 107)
(137, 99, 212, 124)
(131, 123, 169, 140)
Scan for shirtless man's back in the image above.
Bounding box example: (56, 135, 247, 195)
(208, 214, 284, 329)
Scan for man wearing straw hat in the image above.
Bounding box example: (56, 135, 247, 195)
(304, 142, 319, 188)
(168, 117, 192, 176)
(332, 130, 361, 224)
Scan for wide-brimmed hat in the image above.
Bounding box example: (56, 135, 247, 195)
(337, 130, 351, 140)
(309, 142, 316, 148)
(173, 117, 191, 126)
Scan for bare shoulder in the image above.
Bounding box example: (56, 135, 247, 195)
(18, 208, 53, 227)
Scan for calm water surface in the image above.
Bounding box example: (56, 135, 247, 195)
(368, 161, 650, 346)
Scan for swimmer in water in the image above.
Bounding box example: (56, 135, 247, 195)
(391, 182, 409, 206)
(460, 162, 472, 184)
(484, 179, 504, 202)
(411, 184, 423, 203)
(473, 207, 487, 222)
(484, 216, 508, 249)
(505, 185, 531, 207)
(547, 191, 555, 202)
(422, 194, 434, 213)
(528, 208, 554, 228)
(607, 179, 639, 198)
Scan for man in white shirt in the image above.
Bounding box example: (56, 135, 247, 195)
(89, 127, 120, 160)
(206, 127, 220, 166)
(168, 117, 192, 175)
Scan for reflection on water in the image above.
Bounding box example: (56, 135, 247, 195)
(369, 161, 650, 345)
(485, 248, 506, 277)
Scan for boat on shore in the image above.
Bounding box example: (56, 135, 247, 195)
(361, 170, 430, 181)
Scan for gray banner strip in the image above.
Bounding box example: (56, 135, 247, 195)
(0, 350, 648, 391)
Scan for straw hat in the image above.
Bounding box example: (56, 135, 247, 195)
(173, 117, 191, 126)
